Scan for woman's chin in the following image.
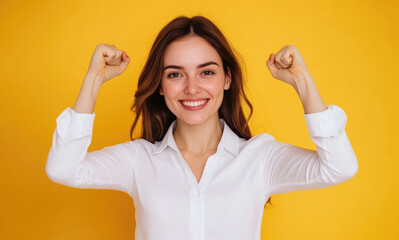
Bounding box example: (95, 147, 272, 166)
(177, 118, 206, 126)
(176, 112, 219, 127)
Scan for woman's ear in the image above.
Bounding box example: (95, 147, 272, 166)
(159, 87, 164, 95)
(224, 68, 232, 90)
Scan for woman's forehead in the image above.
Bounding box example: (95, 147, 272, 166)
(163, 36, 222, 67)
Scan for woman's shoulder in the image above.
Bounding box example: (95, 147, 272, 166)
(127, 138, 158, 148)
(238, 132, 276, 147)
(248, 132, 276, 142)
(234, 132, 278, 156)
(110, 138, 158, 155)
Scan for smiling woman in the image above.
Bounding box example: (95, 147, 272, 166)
(46, 14, 358, 240)
(130, 16, 252, 145)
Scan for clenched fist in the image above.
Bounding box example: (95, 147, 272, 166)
(266, 45, 310, 85)
(86, 43, 131, 84)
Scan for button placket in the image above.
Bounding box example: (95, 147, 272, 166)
(177, 149, 218, 240)
(191, 187, 203, 240)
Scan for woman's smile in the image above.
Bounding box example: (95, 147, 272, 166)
(179, 98, 209, 111)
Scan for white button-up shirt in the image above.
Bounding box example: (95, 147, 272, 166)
(46, 104, 358, 240)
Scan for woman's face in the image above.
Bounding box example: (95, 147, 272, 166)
(160, 35, 231, 126)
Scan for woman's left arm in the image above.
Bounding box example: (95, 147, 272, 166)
(261, 45, 359, 195)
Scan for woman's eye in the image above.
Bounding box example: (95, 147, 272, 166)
(167, 72, 181, 78)
(203, 71, 215, 76)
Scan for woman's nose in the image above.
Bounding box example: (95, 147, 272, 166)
(184, 76, 200, 94)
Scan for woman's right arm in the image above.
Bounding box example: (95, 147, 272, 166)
(45, 44, 134, 195)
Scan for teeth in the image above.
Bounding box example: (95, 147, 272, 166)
(182, 99, 207, 107)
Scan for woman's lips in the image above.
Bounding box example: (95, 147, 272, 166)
(179, 99, 209, 111)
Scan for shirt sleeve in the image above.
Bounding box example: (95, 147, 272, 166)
(45, 107, 137, 197)
(262, 104, 358, 196)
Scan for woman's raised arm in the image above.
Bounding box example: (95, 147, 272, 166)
(261, 45, 358, 196)
(45, 44, 134, 196)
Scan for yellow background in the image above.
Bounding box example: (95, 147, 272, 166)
(1, 0, 398, 239)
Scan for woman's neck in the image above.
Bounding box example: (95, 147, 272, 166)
(173, 115, 223, 155)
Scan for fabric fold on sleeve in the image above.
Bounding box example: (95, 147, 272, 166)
(46, 107, 135, 196)
(303, 104, 347, 138)
(55, 107, 95, 141)
(262, 104, 358, 197)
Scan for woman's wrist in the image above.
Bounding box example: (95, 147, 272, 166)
(84, 72, 105, 87)
(291, 73, 328, 114)
(72, 73, 104, 114)
(291, 73, 313, 100)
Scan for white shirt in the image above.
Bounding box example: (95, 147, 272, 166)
(45, 104, 358, 240)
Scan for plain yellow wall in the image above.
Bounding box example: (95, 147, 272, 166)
(1, 0, 398, 239)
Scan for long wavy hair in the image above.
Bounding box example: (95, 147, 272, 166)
(129, 15, 273, 208)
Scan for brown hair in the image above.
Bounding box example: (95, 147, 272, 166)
(129, 15, 273, 208)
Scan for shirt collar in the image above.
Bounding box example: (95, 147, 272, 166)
(152, 119, 240, 156)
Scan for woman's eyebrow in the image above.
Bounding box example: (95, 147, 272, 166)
(163, 61, 219, 71)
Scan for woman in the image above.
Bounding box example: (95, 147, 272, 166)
(46, 15, 358, 240)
